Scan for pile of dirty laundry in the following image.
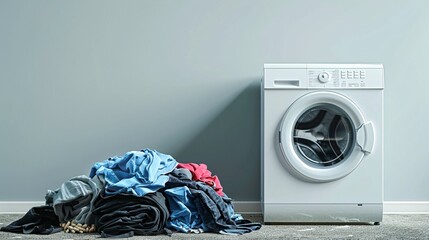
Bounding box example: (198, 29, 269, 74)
(0, 149, 261, 238)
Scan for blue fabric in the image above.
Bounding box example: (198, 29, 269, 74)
(89, 149, 177, 196)
(164, 175, 262, 234)
(222, 194, 244, 222)
(164, 187, 204, 233)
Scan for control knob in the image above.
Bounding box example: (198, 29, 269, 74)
(318, 72, 330, 83)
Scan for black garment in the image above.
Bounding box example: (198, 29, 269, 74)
(170, 168, 192, 180)
(92, 191, 170, 238)
(163, 175, 261, 234)
(0, 206, 62, 234)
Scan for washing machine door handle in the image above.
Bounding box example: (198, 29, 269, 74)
(356, 121, 375, 154)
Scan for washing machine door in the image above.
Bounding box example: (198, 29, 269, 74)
(279, 91, 375, 182)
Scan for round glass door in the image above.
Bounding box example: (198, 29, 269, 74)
(294, 104, 355, 167)
(279, 91, 373, 182)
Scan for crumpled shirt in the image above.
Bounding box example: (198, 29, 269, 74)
(164, 186, 204, 233)
(177, 163, 224, 196)
(0, 206, 62, 234)
(45, 175, 105, 224)
(90, 148, 177, 196)
(92, 192, 171, 238)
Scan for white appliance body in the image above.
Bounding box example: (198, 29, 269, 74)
(261, 64, 383, 223)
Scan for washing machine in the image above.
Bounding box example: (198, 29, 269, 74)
(261, 64, 383, 224)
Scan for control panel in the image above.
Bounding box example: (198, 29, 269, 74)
(263, 64, 384, 89)
(308, 69, 372, 88)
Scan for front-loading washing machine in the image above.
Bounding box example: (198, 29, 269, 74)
(261, 64, 383, 224)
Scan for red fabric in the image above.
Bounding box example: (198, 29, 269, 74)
(177, 163, 224, 197)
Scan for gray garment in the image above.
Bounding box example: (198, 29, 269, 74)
(45, 175, 105, 224)
(170, 168, 192, 180)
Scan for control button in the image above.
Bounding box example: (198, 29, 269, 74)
(353, 71, 359, 78)
(360, 71, 366, 79)
(340, 71, 346, 79)
(347, 71, 352, 79)
(318, 72, 330, 83)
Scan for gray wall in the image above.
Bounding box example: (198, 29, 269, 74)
(1, 0, 428, 201)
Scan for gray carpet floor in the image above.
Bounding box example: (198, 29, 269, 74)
(1, 214, 428, 239)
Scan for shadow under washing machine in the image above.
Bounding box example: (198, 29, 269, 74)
(261, 64, 383, 224)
